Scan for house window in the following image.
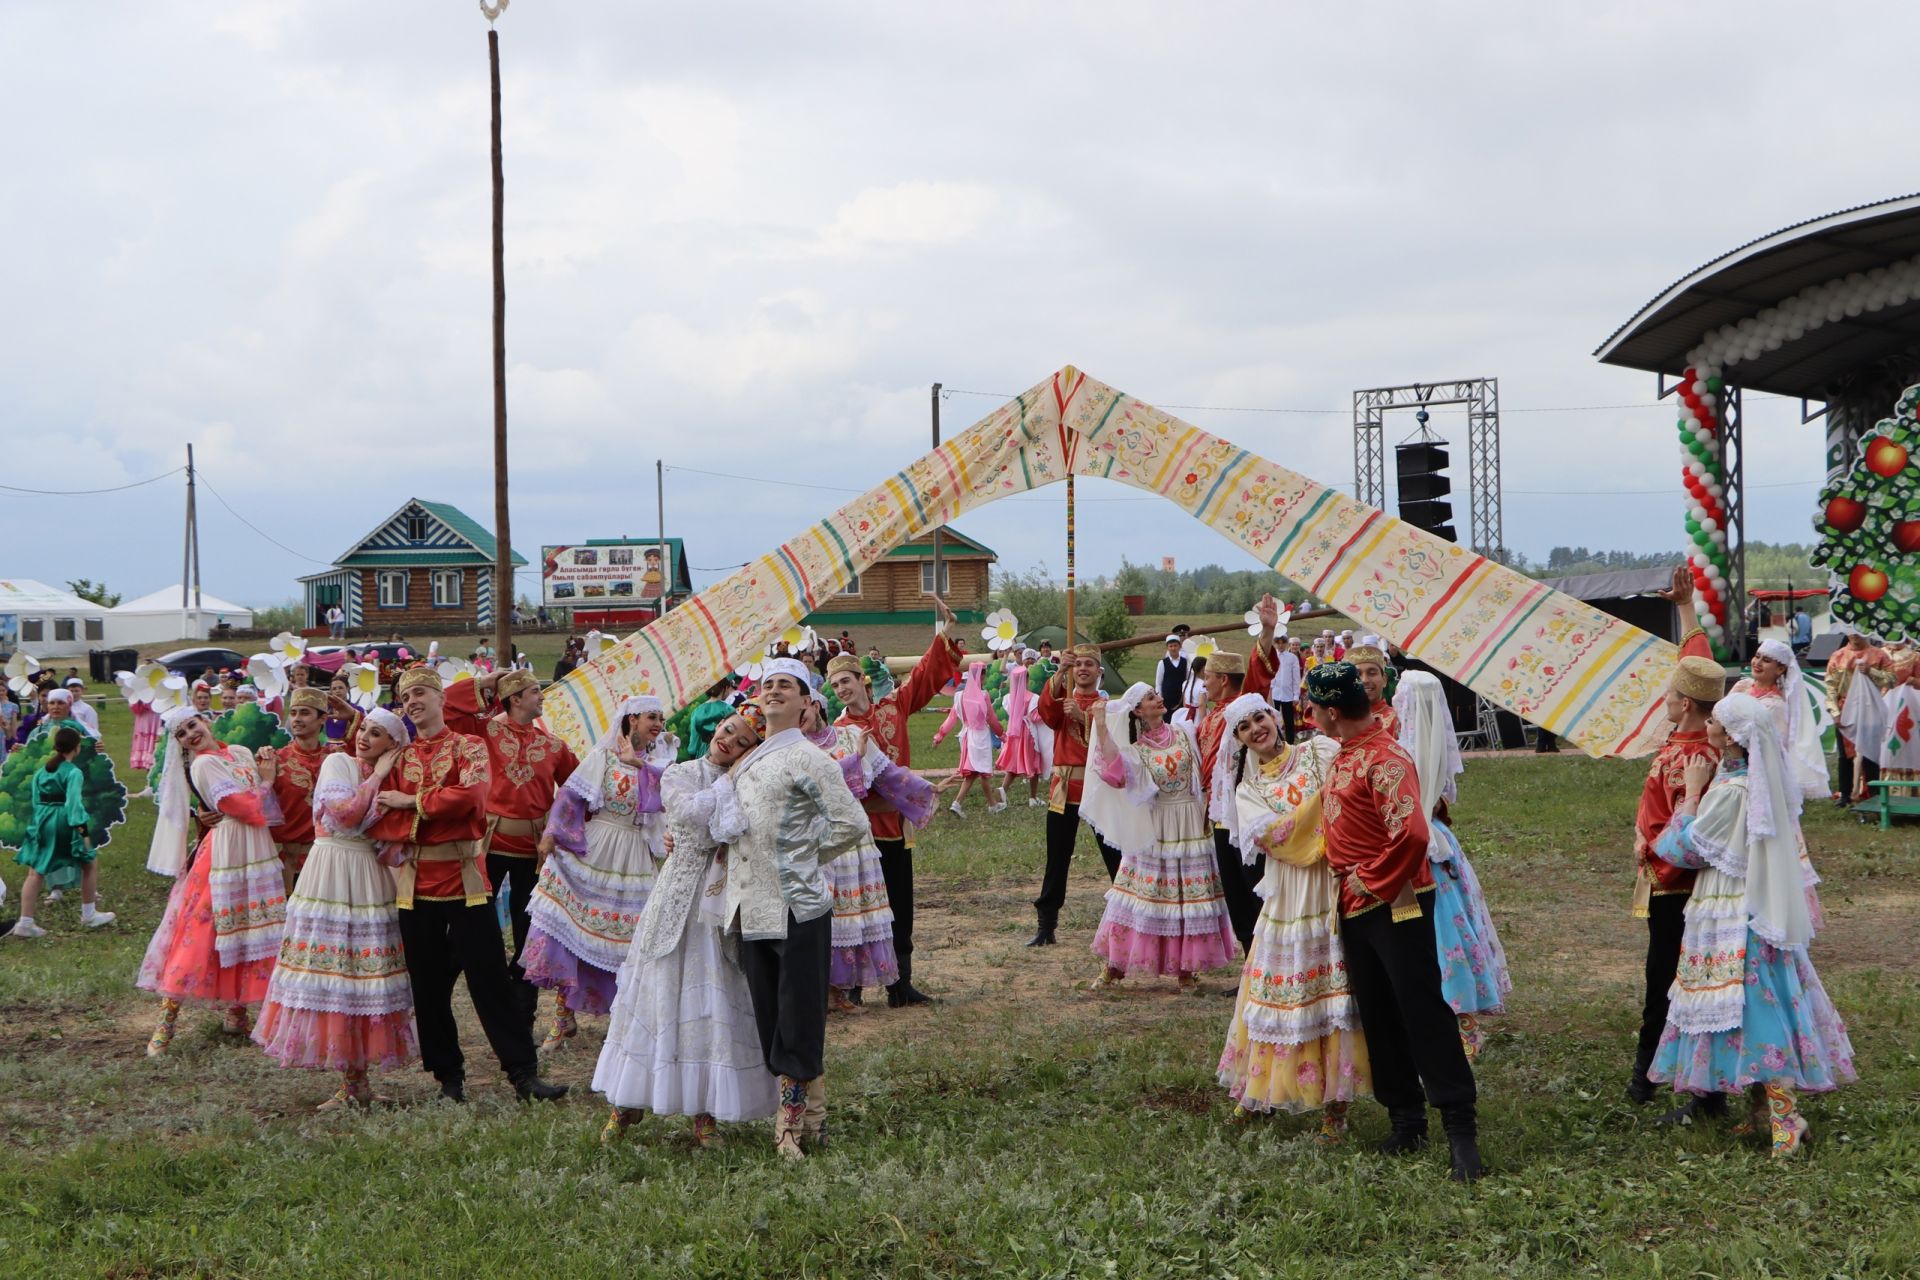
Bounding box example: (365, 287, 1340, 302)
(433, 569, 462, 607)
(838, 572, 861, 597)
(22, 618, 43, 642)
(404, 511, 428, 543)
(84, 619, 105, 641)
(919, 561, 951, 595)
(378, 571, 408, 607)
(54, 618, 76, 642)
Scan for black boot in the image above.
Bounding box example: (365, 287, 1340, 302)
(1655, 1092, 1727, 1126)
(1375, 1106, 1429, 1156)
(849, 986, 864, 1006)
(1625, 1051, 1657, 1105)
(511, 1072, 570, 1102)
(886, 954, 933, 1007)
(1441, 1103, 1483, 1184)
(437, 1075, 467, 1104)
(1025, 911, 1057, 948)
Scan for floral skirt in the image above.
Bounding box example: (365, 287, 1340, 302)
(138, 852, 276, 1008)
(252, 837, 417, 1072)
(592, 915, 777, 1122)
(1218, 996, 1370, 1114)
(1649, 932, 1858, 1095)
(1092, 797, 1235, 976)
(523, 817, 656, 1014)
(997, 732, 1043, 778)
(1429, 823, 1511, 1017)
(827, 840, 898, 988)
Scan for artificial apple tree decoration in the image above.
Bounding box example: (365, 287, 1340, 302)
(1812, 382, 1920, 640)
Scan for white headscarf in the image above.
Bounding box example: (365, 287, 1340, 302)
(1715, 692, 1813, 950)
(1393, 671, 1462, 819)
(363, 707, 407, 743)
(760, 657, 811, 687)
(1754, 638, 1830, 800)
(1115, 682, 1155, 716)
(147, 706, 205, 877)
(1209, 692, 1276, 842)
(566, 694, 661, 804)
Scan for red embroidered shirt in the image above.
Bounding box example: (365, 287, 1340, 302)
(833, 633, 960, 842)
(366, 727, 491, 900)
(268, 738, 343, 847)
(443, 680, 579, 855)
(1194, 641, 1279, 810)
(1633, 628, 1721, 896)
(1037, 684, 1106, 806)
(1319, 723, 1433, 917)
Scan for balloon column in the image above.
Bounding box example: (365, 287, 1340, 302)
(1673, 368, 1734, 658)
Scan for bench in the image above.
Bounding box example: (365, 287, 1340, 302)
(1855, 779, 1920, 830)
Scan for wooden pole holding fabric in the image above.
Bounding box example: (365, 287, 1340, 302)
(487, 19, 514, 666)
(930, 383, 943, 626)
(1065, 473, 1077, 643)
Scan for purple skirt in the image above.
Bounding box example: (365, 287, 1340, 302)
(521, 928, 620, 1015)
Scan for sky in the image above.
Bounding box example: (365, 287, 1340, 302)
(3, 1, 1905, 607)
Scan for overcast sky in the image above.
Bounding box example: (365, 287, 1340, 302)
(4, 1, 1904, 606)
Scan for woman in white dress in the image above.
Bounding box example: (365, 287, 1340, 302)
(594, 706, 778, 1146)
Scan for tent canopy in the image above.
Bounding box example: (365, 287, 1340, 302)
(0, 578, 98, 612)
(113, 585, 256, 619)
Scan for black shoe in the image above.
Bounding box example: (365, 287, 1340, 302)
(1448, 1133, 1485, 1183)
(1625, 1073, 1656, 1106)
(849, 986, 864, 1006)
(1025, 927, 1056, 947)
(888, 980, 934, 1006)
(1655, 1093, 1727, 1126)
(438, 1077, 467, 1104)
(513, 1075, 570, 1102)
(1376, 1107, 1429, 1156)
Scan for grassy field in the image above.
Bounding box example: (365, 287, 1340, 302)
(2, 696, 1917, 1277)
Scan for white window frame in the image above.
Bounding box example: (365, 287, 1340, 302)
(404, 513, 428, 543)
(378, 571, 408, 608)
(837, 572, 862, 598)
(432, 569, 463, 608)
(919, 561, 951, 595)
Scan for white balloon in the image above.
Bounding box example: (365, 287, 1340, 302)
(1702, 517, 1719, 532)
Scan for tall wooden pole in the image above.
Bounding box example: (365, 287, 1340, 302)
(930, 384, 943, 624)
(1064, 472, 1077, 644)
(180, 444, 193, 640)
(488, 24, 513, 666)
(188, 442, 202, 622)
(656, 460, 668, 618)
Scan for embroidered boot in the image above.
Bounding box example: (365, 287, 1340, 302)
(221, 1005, 251, 1037)
(541, 993, 578, 1053)
(802, 1075, 828, 1152)
(1375, 1105, 1429, 1156)
(1457, 1013, 1483, 1062)
(690, 1113, 719, 1149)
(146, 999, 181, 1057)
(601, 1107, 642, 1145)
(1316, 1101, 1350, 1147)
(829, 987, 864, 1015)
(1768, 1084, 1808, 1159)
(1730, 1083, 1770, 1137)
(774, 1076, 807, 1161)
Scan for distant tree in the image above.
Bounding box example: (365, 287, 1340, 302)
(1086, 591, 1135, 646)
(66, 579, 121, 607)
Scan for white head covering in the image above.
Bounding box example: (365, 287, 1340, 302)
(565, 695, 661, 805)
(1754, 638, 1830, 800)
(1714, 692, 1814, 949)
(45, 688, 72, 705)
(1116, 682, 1156, 716)
(1393, 671, 1462, 821)
(148, 706, 206, 877)
(363, 707, 407, 743)
(760, 657, 811, 687)
(1209, 692, 1277, 842)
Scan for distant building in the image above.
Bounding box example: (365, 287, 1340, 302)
(0, 579, 108, 659)
(805, 526, 995, 628)
(300, 499, 525, 634)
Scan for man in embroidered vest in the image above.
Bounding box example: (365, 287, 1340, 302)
(1625, 567, 1725, 1116)
(826, 595, 960, 1005)
(1194, 594, 1282, 953)
(1307, 660, 1481, 1183)
(267, 688, 343, 894)
(370, 667, 564, 1103)
(713, 659, 872, 1159)
(444, 668, 581, 1029)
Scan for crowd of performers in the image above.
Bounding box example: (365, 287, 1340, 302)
(0, 568, 1875, 1175)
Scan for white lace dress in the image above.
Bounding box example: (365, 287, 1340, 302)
(590, 758, 776, 1121)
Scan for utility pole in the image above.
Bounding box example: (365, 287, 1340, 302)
(930, 383, 943, 629)
(485, 2, 513, 665)
(656, 460, 669, 620)
(180, 444, 196, 639)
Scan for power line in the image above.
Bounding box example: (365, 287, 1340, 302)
(195, 471, 331, 566)
(1508, 479, 1819, 496)
(937, 388, 1796, 415)
(0, 466, 184, 496)
(664, 462, 1154, 502)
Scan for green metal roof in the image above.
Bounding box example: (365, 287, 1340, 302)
(333, 498, 527, 569)
(335, 551, 500, 567)
(882, 527, 997, 560)
(416, 500, 528, 566)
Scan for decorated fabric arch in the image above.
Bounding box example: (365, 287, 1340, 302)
(542, 368, 1685, 759)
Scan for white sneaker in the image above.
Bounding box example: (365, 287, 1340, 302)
(948, 802, 966, 819)
(1027, 797, 1046, 808)
(82, 910, 117, 929)
(44, 889, 63, 904)
(987, 800, 1008, 815)
(10, 919, 47, 939)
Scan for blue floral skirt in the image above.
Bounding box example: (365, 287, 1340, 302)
(1649, 932, 1857, 1095)
(1429, 822, 1510, 1016)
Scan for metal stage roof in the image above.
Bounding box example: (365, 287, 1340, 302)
(1595, 193, 1920, 398)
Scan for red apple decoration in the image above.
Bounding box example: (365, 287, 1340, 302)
(1893, 519, 1920, 553)
(1825, 495, 1868, 534)
(1850, 562, 1891, 602)
(1863, 435, 1910, 478)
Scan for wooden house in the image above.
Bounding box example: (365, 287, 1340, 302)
(300, 499, 525, 634)
(805, 526, 995, 627)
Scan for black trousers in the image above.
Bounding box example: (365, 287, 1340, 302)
(1213, 828, 1262, 954)
(875, 838, 914, 963)
(1836, 747, 1878, 803)
(1634, 891, 1690, 1079)
(1340, 891, 1477, 1113)
(397, 896, 538, 1084)
(486, 851, 539, 1023)
(740, 911, 833, 1081)
(1033, 804, 1121, 924)
(1278, 701, 1297, 743)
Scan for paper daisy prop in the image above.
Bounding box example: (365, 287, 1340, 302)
(981, 609, 1021, 652)
(120, 661, 184, 712)
(1182, 635, 1218, 661)
(584, 630, 621, 659)
(734, 647, 770, 682)
(5, 651, 40, 697)
(778, 624, 818, 655)
(269, 631, 307, 665)
(247, 653, 290, 701)
(435, 657, 478, 686)
(344, 663, 382, 711)
(1244, 604, 1293, 636)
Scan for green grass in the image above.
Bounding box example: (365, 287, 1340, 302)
(2, 697, 1917, 1276)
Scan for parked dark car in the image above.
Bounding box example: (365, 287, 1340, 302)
(307, 641, 421, 668)
(157, 647, 248, 684)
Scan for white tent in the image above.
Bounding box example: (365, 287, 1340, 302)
(0, 578, 111, 659)
(108, 585, 256, 646)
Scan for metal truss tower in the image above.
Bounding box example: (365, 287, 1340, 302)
(1352, 378, 1504, 560)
